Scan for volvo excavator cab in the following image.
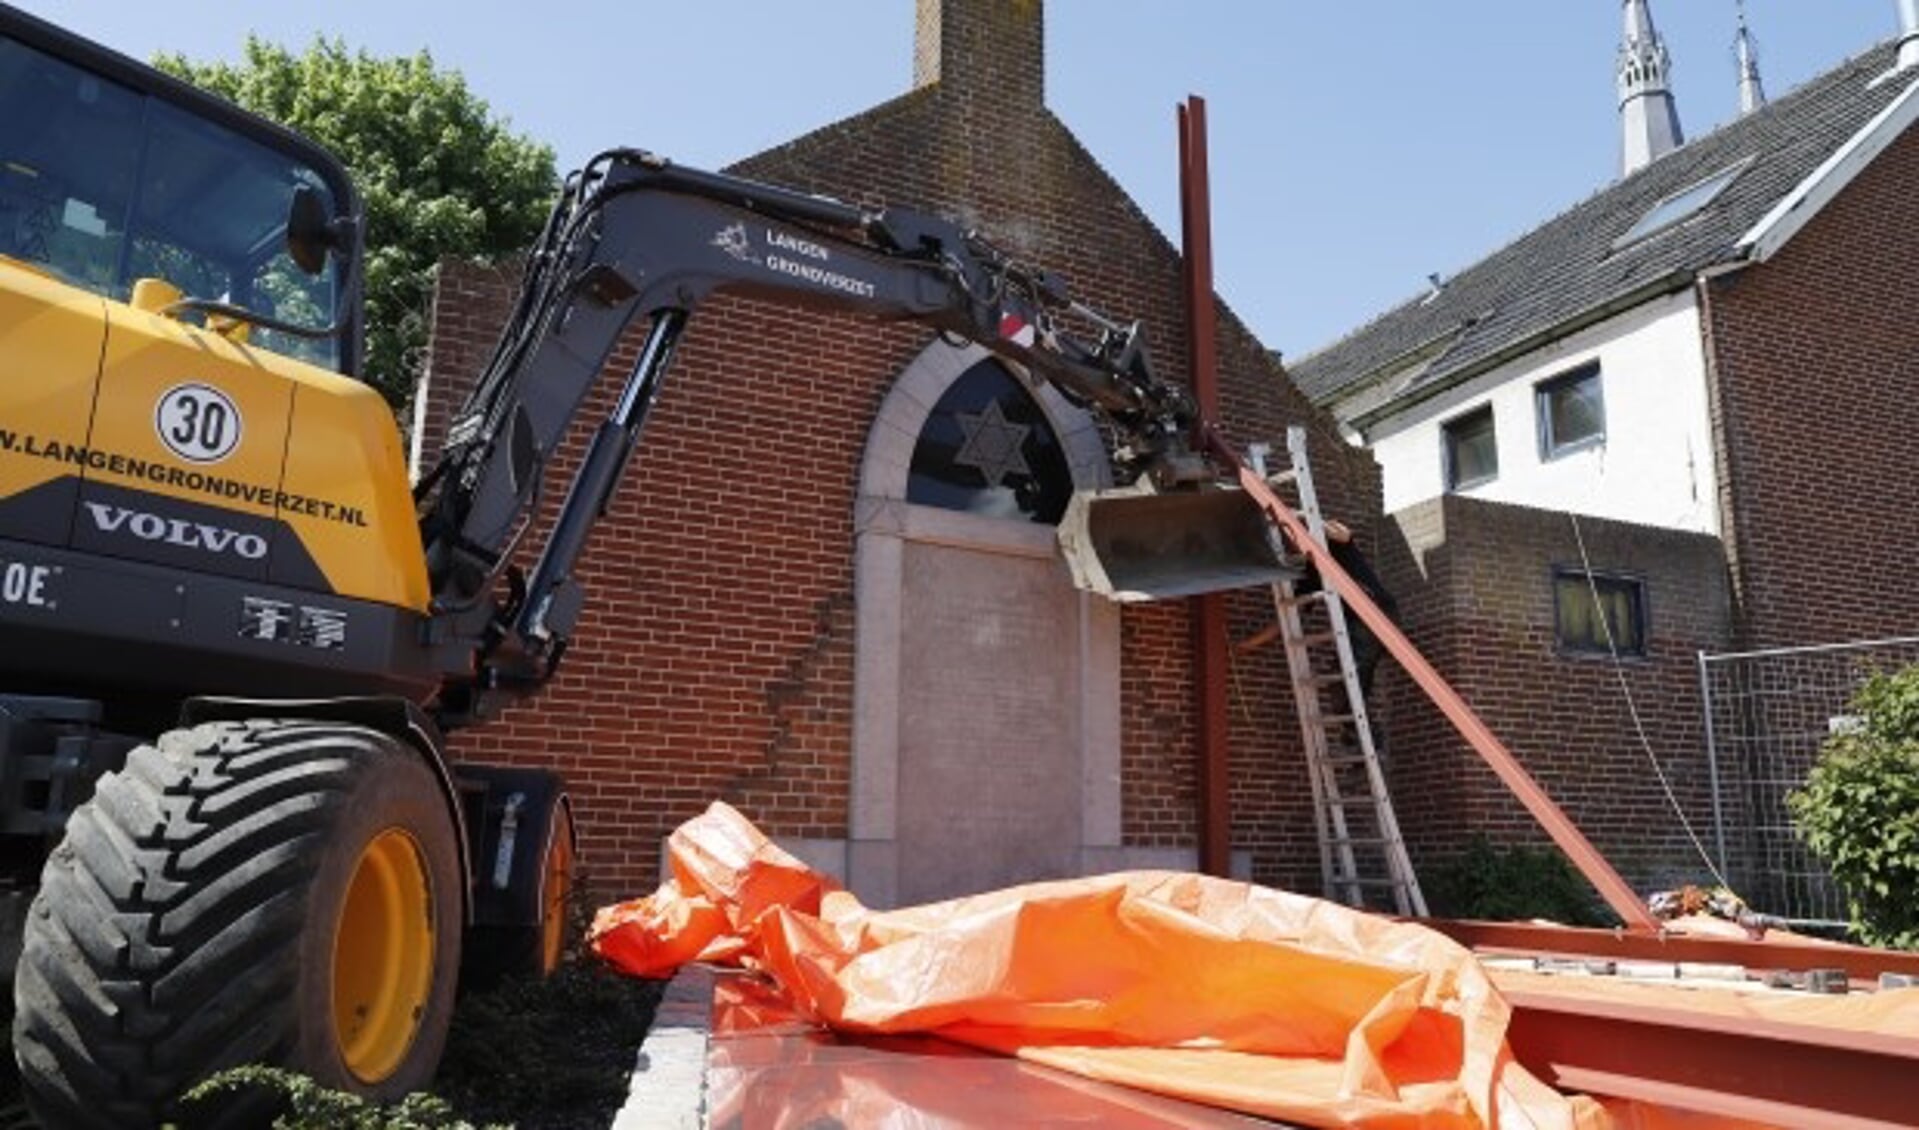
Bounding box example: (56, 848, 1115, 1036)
(0, 11, 539, 1128)
(0, 27, 355, 367)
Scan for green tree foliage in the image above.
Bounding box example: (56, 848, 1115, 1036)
(156, 40, 557, 406)
(1789, 667, 1919, 950)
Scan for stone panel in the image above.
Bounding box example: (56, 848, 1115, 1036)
(896, 540, 1082, 902)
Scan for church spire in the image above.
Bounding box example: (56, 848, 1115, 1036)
(1618, 0, 1685, 176)
(1735, 1, 1767, 116)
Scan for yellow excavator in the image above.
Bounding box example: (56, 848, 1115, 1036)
(0, 4, 1284, 1124)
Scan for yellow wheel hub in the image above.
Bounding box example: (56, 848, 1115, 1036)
(332, 829, 435, 1083)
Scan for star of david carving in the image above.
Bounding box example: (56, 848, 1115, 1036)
(952, 399, 1032, 488)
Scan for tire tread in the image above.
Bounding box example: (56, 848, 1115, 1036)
(13, 720, 420, 1129)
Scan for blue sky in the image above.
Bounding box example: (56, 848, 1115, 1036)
(12, 2, 1900, 358)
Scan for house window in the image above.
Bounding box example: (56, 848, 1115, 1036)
(1553, 568, 1646, 656)
(1537, 363, 1605, 458)
(1442, 406, 1497, 491)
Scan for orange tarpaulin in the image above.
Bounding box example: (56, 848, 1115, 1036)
(590, 803, 1754, 1129)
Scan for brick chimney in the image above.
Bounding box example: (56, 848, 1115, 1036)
(914, 0, 1044, 109)
(908, 0, 1051, 250)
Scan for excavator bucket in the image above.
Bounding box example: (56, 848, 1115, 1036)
(1056, 484, 1299, 602)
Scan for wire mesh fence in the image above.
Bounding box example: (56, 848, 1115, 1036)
(1699, 635, 1919, 924)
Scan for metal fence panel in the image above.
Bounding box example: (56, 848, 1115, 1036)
(1699, 635, 1919, 924)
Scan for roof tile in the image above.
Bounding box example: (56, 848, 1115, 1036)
(1291, 42, 1909, 406)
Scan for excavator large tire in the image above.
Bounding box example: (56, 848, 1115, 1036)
(12, 719, 463, 1129)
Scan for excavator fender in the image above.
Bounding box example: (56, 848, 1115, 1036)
(179, 694, 473, 919)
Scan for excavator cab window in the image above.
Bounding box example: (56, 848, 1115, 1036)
(0, 28, 350, 369)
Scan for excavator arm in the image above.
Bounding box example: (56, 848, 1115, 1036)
(416, 150, 1206, 724)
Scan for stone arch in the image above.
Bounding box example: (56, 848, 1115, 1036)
(844, 339, 1123, 906)
(856, 340, 1113, 503)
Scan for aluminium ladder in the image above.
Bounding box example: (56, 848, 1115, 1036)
(1246, 427, 1426, 916)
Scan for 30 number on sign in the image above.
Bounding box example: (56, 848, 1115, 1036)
(154, 383, 243, 464)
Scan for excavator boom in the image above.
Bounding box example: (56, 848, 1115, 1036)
(416, 149, 1285, 724)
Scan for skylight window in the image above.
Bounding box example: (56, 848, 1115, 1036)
(1615, 161, 1749, 247)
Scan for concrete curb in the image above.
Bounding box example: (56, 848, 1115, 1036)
(611, 964, 714, 1129)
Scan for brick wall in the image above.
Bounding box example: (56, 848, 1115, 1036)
(415, 0, 1377, 897)
(1376, 495, 1732, 893)
(1705, 124, 1919, 651)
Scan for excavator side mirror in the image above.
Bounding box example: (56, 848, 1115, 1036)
(286, 185, 341, 275)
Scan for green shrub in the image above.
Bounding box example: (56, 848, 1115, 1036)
(164, 875, 660, 1130)
(1788, 667, 1919, 950)
(179, 1066, 508, 1130)
(433, 960, 661, 1120)
(1424, 835, 1614, 926)
(170, 965, 661, 1129)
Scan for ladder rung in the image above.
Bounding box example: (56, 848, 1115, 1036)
(1320, 789, 1391, 806)
(1336, 876, 1412, 889)
(1234, 623, 1282, 656)
(1307, 673, 1346, 686)
(1320, 809, 1381, 828)
(1298, 632, 1336, 647)
(1318, 714, 1357, 727)
(1278, 590, 1329, 609)
(1264, 469, 1299, 488)
(1319, 799, 1391, 819)
(1325, 836, 1389, 848)
(1317, 754, 1374, 769)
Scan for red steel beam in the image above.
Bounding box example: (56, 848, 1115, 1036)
(1502, 984, 1919, 1128)
(1203, 425, 1659, 931)
(1180, 96, 1230, 878)
(1431, 917, 1919, 984)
